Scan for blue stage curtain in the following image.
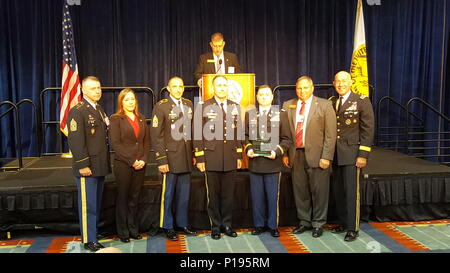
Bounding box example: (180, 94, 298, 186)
(0, 0, 449, 159)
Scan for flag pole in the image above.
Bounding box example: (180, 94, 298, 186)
(60, 1, 81, 159)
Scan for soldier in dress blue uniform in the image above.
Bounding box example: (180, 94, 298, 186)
(194, 75, 243, 240)
(329, 71, 374, 242)
(67, 76, 111, 252)
(150, 77, 197, 241)
(244, 85, 288, 238)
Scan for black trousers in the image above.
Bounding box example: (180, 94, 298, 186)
(291, 149, 330, 228)
(205, 170, 236, 233)
(114, 159, 145, 238)
(332, 164, 361, 231)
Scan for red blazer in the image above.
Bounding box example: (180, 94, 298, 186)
(109, 113, 150, 166)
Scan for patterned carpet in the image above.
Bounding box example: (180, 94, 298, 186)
(1, 220, 449, 253)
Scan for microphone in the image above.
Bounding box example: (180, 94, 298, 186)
(216, 59, 223, 74)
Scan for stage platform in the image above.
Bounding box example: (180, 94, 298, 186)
(0, 148, 449, 235)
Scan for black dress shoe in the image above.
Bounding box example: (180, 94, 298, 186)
(331, 225, 346, 234)
(251, 227, 266, 235)
(344, 231, 359, 242)
(223, 227, 237, 237)
(130, 234, 142, 240)
(312, 228, 323, 238)
(211, 232, 221, 240)
(95, 242, 105, 249)
(269, 229, 280, 237)
(119, 237, 130, 243)
(180, 227, 197, 236)
(84, 242, 105, 252)
(292, 225, 312, 234)
(165, 229, 178, 241)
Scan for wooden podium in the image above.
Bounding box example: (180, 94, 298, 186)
(201, 73, 256, 169)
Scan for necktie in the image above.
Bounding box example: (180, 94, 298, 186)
(178, 101, 184, 117)
(220, 103, 226, 116)
(216, 59, 223, 74)
(96, 105, 105, 122)
(337, 97, 343, 112)
(295, 102, 306, 148)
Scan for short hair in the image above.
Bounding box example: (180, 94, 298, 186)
(296, 76, 314, 86)
(167, 76, 183, 86)
(211, 32, 224, 42)
(82, 76, 100, 86)
(258, 84, 272, 92)
(212, 75, 228, 84)
(334, 71, 352, 81)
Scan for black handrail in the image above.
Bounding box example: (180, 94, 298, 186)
(0, 101, 23, 169)
(405, 97, 450, 160)
(376, 96, 424, 148)
(15, 99, 42, 157)
(39, 86, 156, 156)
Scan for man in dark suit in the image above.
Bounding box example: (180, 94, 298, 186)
(244, 85, 288, 237)
(194, 75, 243, 240)
(330, 71, 374, 242)
(150, 77, 197, 241)
(68, 76, 111, 252)
(194, 32, 242, 87)
(281, 76, 337, 238)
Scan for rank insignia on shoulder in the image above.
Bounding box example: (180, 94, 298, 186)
(75, 102, 84, 109)
(360, 95, 368, 99)
(153, 116, 159, 128)
(70, 119, 77, 132)
(289, 105, 296, 109)
(158, 99, 169, 105)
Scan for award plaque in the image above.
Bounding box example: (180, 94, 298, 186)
(252, 139, 272, 157)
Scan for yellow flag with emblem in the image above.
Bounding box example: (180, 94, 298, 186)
(350, 0, 369, 96)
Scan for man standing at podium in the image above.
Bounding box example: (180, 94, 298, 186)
(194, 32, 242, 87)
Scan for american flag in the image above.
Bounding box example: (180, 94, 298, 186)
(60, 2, 81, 136)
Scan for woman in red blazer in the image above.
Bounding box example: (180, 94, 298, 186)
(109, 89, 150, 243)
